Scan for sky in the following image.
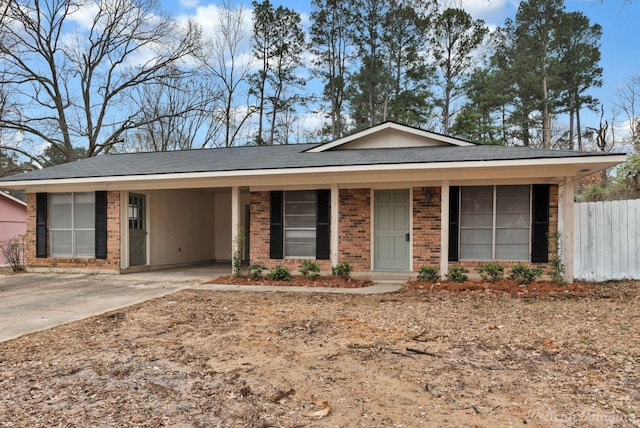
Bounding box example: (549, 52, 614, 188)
(160, 0, 640, 142)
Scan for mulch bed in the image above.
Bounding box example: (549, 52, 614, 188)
(405, 278, 600, 296)
(208, 275, 373, 288)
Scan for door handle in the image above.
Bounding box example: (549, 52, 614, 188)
(405, 232, 410, 242)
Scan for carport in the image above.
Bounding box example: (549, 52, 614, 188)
(120, 187, 250, 272)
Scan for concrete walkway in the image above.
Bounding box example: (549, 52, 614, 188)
(0, 266, 403, 343)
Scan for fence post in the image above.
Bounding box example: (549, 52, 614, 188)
(563, 177, 575, 283)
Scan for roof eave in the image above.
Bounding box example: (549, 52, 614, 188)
(0, 154, 626, 192)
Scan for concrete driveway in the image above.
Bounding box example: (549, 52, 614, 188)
(0, 264, 404, 343)
(0, 265, 224, 342)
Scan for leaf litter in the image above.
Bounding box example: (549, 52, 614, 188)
(0, 281, 639, 427)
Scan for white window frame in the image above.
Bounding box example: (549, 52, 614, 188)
(283, 190, 317, 259)
(49, 192, 95, 258)
(459, 185, 531, 261)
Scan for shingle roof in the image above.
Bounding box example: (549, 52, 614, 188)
(0, 143, 622, 182)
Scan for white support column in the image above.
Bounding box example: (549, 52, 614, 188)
(440, 181, 450, 279)
(330, 184, 339, 268)
(231, 186, 240, 275)
(563, 177, 575, 283)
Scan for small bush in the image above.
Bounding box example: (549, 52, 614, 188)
(417, 266, 439, 282)
(477, 263, 505, 283)
(268, 265, 292, 281)
(0, 235, 25, 272)
(548, 232, 565, 284)
(299, 260, 320, 278)
(231, 230, 244, 278)
(446, 265, 468, 282)
(247, 263, 266, 280)
(331, 262, 352, 279)
(508, 264, 543, 285)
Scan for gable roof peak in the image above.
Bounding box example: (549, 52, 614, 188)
(306, 121, 477, 152)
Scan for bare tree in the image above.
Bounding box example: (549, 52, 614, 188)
(0, 0, 200, 164)
(614, 73, 640, 147)
(127, 69, 221, 151)
(197, 1, 255, 148)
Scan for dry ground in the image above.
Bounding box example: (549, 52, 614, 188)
(1, 282, 639, 427)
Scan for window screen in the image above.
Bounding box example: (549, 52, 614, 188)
(284, 191, 317, 258)
(459, 185, 530, 261)
(50, 192, 95, 257)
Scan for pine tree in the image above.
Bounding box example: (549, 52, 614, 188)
(309, 0, 355, 140)
(431, 8, 488, 134)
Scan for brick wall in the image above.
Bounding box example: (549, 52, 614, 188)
(452, 184, 559, 274)
(248, 184, 559, 275)
(249, 189, 371, 272)
(338, 189, 371, 271)
(248, 191, 333, 271)
(26, 191, 121, 273)
(412, 187, 441, 270)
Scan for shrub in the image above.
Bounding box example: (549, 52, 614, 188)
(299, 260, 321, 279)
(247, 263, 266, 280)
(547, 232, 565, 284)
(508, 264, 543, 285)
(0, 235, 25, 272)
(268, 265, 292, 281)
(477, 263, 505, 283)
(446, 265, 468, 282)
(331, 262, 352, 279)
(416, 266, 439, 282)
(231, 229, 244, 278)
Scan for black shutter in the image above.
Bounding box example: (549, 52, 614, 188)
(448, 186, 460, 262)
(95, 191, 108, 259)
(316, 189, 330, 260)
(35, 193, 48, 258)
(531, 184, 550, 263)
(269, 191, 284, 259)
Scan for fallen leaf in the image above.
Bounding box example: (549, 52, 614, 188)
(303, 400, 331, 418)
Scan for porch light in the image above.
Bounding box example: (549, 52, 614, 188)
(423, 188, 432, 205)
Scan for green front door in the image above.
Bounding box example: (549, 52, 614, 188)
(374, 189, 410, 270)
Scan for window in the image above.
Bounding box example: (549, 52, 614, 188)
(49, 192, 95, 257)
(284, 191, 317, 258)
(459, 185, 531, 261)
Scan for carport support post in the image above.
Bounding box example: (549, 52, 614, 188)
(440, 181, 450, 279)
(562, 177, 575, 284)
(231, 186, 241, 276)
(330, 184, 339, 267)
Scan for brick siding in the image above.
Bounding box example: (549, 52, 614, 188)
(248, 191, 333, 271)
(244, 184, 560, 275)
(412, 187, 441, 270)
(338, 189, 371, 271)
(26, 191, 121, 272)
(453, 184, 559, 274)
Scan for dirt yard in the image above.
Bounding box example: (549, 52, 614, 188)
(1, 281, 639, 427)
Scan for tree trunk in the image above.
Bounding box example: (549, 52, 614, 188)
(542, 74, 551, 149)
(576, 99, 583, 151)
(568, 92, 575, 150)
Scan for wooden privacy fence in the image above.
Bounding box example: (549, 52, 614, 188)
(573, 199, 640, 282)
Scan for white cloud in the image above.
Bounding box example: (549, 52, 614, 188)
(460, 0, 518, 25)
(66, 2, 101, 31)
(180, 0, 200, 8)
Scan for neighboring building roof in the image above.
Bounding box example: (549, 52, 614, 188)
(0, 191, 27, 207)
